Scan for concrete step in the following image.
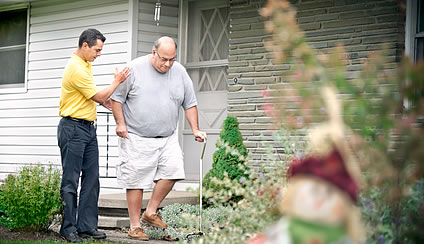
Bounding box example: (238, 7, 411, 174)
(98, 191, 198, 228)
(99, 191, 198, 210)
(99, 216, 130, 229)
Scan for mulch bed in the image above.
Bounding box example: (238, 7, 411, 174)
(0, 225, 64, 242)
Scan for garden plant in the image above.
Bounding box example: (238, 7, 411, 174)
(202, 116, 250, 207)
(142, 202, 232, 241)
(0, 164, 62, 232)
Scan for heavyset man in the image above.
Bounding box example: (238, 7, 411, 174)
(111, 36, 206, 240)
(57, 28, 130, 243)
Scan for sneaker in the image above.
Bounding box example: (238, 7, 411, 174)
(142, 212, 168, 228)
(128, 226, 149, 240)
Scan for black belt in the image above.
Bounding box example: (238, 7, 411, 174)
(65, 117, 95, 126)
(152, 135, 166, 138)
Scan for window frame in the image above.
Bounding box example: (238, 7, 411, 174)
(405, 0, 423, 110)
(405, 0, 423, 63)
(0, 3, 30, 94)
(178, 0, 229, 93)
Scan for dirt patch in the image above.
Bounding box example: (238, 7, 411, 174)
(0, 225, 64, 242)
(0, 226, 174, 243)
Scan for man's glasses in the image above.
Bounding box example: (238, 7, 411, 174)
(156, 51, 176, 63)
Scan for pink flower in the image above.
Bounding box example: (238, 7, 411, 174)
(294, 70, 302, 80)
(261, 88, 271, 98)
(263, 103, 274, 116)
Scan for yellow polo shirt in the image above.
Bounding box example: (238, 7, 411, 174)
(59, 53, 98, 121)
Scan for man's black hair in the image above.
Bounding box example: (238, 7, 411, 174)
(78, 29, 106, 48)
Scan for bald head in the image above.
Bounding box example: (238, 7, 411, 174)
(150, 36, 177, 73)
(153, 36, 177, 51)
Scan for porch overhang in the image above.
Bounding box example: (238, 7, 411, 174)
(0, 0, 40, 8)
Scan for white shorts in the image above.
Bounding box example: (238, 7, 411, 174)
(116, 131, 185, 189)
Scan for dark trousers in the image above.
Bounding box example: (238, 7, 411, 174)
(57, 117, 100, 235)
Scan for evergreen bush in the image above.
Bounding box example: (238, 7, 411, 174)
(0, 164, 62, 232)
(202, 116, 249, 206)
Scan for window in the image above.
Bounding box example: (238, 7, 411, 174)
(405, 0, 423, 108)
(0, 5, 29, 93)
(181, 0, 229, 92)
(406, 0, 424, 63)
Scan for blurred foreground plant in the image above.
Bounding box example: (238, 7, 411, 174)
(262, 0, 424, 242)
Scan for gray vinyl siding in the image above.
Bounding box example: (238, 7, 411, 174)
(137, 0, 179, 57)
(0, 0, 129, 192)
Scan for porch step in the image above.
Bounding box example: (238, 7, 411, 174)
(98, 191, 198, 228)
(99, 216, 130, 229)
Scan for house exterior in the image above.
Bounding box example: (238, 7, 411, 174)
(0, 0, 419, 194)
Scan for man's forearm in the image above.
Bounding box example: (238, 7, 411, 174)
(185, 106, 207, 142)
(91, 66, 130, 104)
(91, 80, 121, 104)
(111, 99, 125, 125)
(111, 99, 129, 138)
(185, 106, 200, 132)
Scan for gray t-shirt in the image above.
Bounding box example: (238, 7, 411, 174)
(111, 55, 197, 137)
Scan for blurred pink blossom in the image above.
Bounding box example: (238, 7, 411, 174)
(294, 70, 302, 80)
(261, 88, 271, 98)
(263, 103, 275, 116)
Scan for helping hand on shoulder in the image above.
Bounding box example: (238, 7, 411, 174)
(114, 66, 131, 83)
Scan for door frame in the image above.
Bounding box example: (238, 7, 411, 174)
(177, 0, 230, 181)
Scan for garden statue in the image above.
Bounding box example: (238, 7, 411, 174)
(248, 87, 365, 244)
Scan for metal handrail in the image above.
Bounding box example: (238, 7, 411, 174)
(97, 111, 114, 178)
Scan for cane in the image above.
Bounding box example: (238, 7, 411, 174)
(199, 139, 207, 233)
(185, 138, 207, 240)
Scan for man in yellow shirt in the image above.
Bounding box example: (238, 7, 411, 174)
(57, 28, 130, 243)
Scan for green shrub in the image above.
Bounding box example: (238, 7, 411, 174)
(202, 116, 249, 206)
(0, 164, 62, 232)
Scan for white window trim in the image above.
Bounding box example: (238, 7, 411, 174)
(404, 0, 422, 109)
(178, 0, 188, 64)
(405, 0, 423, 63)
(127, 0, 139, 61)
(0, 3, 30, 94)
